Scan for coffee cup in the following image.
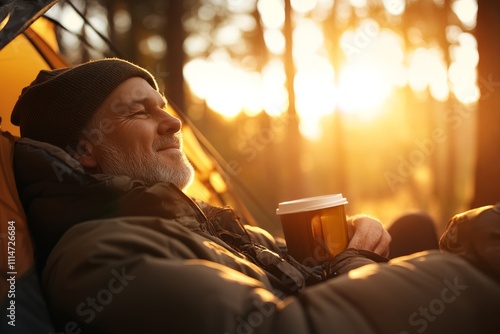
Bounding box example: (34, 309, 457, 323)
(276, 194, 349, 266)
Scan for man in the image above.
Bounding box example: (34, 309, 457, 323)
(10, 58, 500, 333)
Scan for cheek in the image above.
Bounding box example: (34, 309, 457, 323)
(108, 126, 154, 150)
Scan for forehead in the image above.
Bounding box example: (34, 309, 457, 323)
(99, 77, 163, 113)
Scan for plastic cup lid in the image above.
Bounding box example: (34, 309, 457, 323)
(276, 194, 348, 215)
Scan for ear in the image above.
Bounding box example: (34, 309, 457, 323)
(75, 140, 98, 169)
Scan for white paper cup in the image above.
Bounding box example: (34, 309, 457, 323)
(276, 194, 348, 266)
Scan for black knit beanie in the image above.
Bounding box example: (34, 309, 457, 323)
(11, 58, 158, 151)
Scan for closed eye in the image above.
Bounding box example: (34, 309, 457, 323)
(131, 110, 149, 117)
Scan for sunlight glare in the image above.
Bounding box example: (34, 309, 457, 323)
(262, 60, 289, 116)
(429, 66, 449, 102)
(139, 34, 166, 59)
(230, 14, 257, 32)
(184, 33, 210, 56)
(262, 84, 289, 117)
(349, 0, 367, 8)
(295, 57, 336, 140)
(445, 25, 462, 44)
(316, 0, 334, 10)
(340, 19, 379, 61)
(337, 28, 403, 118)
(184, 58, 212, 99)
(408, 47, 442, 92)
(407, 46, 451, 101)
(449, 64, 478, 104)
(448, 32, 479, 104)
(299, 115, 323, 141)
(264, 29, 286, 54)
(60, 5, 84, 32)
(382, 0, 406, 16)
(113, 8, 131, 34)
(408, 48, 428, 92)
(293, 19, 324, 61)
(258, 0, 285, 29)
(184, 58, 279, 118)
(227, 0, 257, 13)
(337, 64, 392, 117)
(214, 24, 242, 46)
(242, 72, 264, 117)
(451, 0, 477, 29)
(456, 33, 479, 68)
(295, 57, 336, 117)
(205, 62, 247, 119)
(198, 4, 216, 21)
(58, 5, 85, 53)
(291, 0, 318, 13)
(183, 0, 479, 131)
(311, 0, 334, 20)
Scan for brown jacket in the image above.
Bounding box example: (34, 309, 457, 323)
(13, 138, 500, 334)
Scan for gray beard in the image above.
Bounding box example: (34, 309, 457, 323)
(97, 137, 195, 190)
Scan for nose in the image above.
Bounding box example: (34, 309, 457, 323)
(157, 110, 182, 135)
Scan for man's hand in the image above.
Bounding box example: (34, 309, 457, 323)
(347, 214, 391, 257)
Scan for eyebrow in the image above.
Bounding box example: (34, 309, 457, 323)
(130, 95, 168, 108)
(105, 93, 168, 117)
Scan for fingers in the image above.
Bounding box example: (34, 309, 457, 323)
(373, 232, 391, 258)
(347, 214, 391, 257)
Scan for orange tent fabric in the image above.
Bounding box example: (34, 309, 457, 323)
(0, 18, 67, 135)
(0, 130, 32, 301)
(0, 16, 67, 303)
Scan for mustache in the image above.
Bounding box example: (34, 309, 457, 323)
(152, 132, 183, 151)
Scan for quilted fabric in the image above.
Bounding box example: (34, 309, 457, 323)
(440, 204, 500, 282)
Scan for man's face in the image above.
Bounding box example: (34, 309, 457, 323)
(80, 77, 194, 190)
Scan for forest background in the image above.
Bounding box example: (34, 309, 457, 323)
(41, 0, 500, 237)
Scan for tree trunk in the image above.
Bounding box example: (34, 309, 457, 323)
(164, 0, 186, 112)
(281, 0, 304, 199)
(471, 0, 500, 208)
